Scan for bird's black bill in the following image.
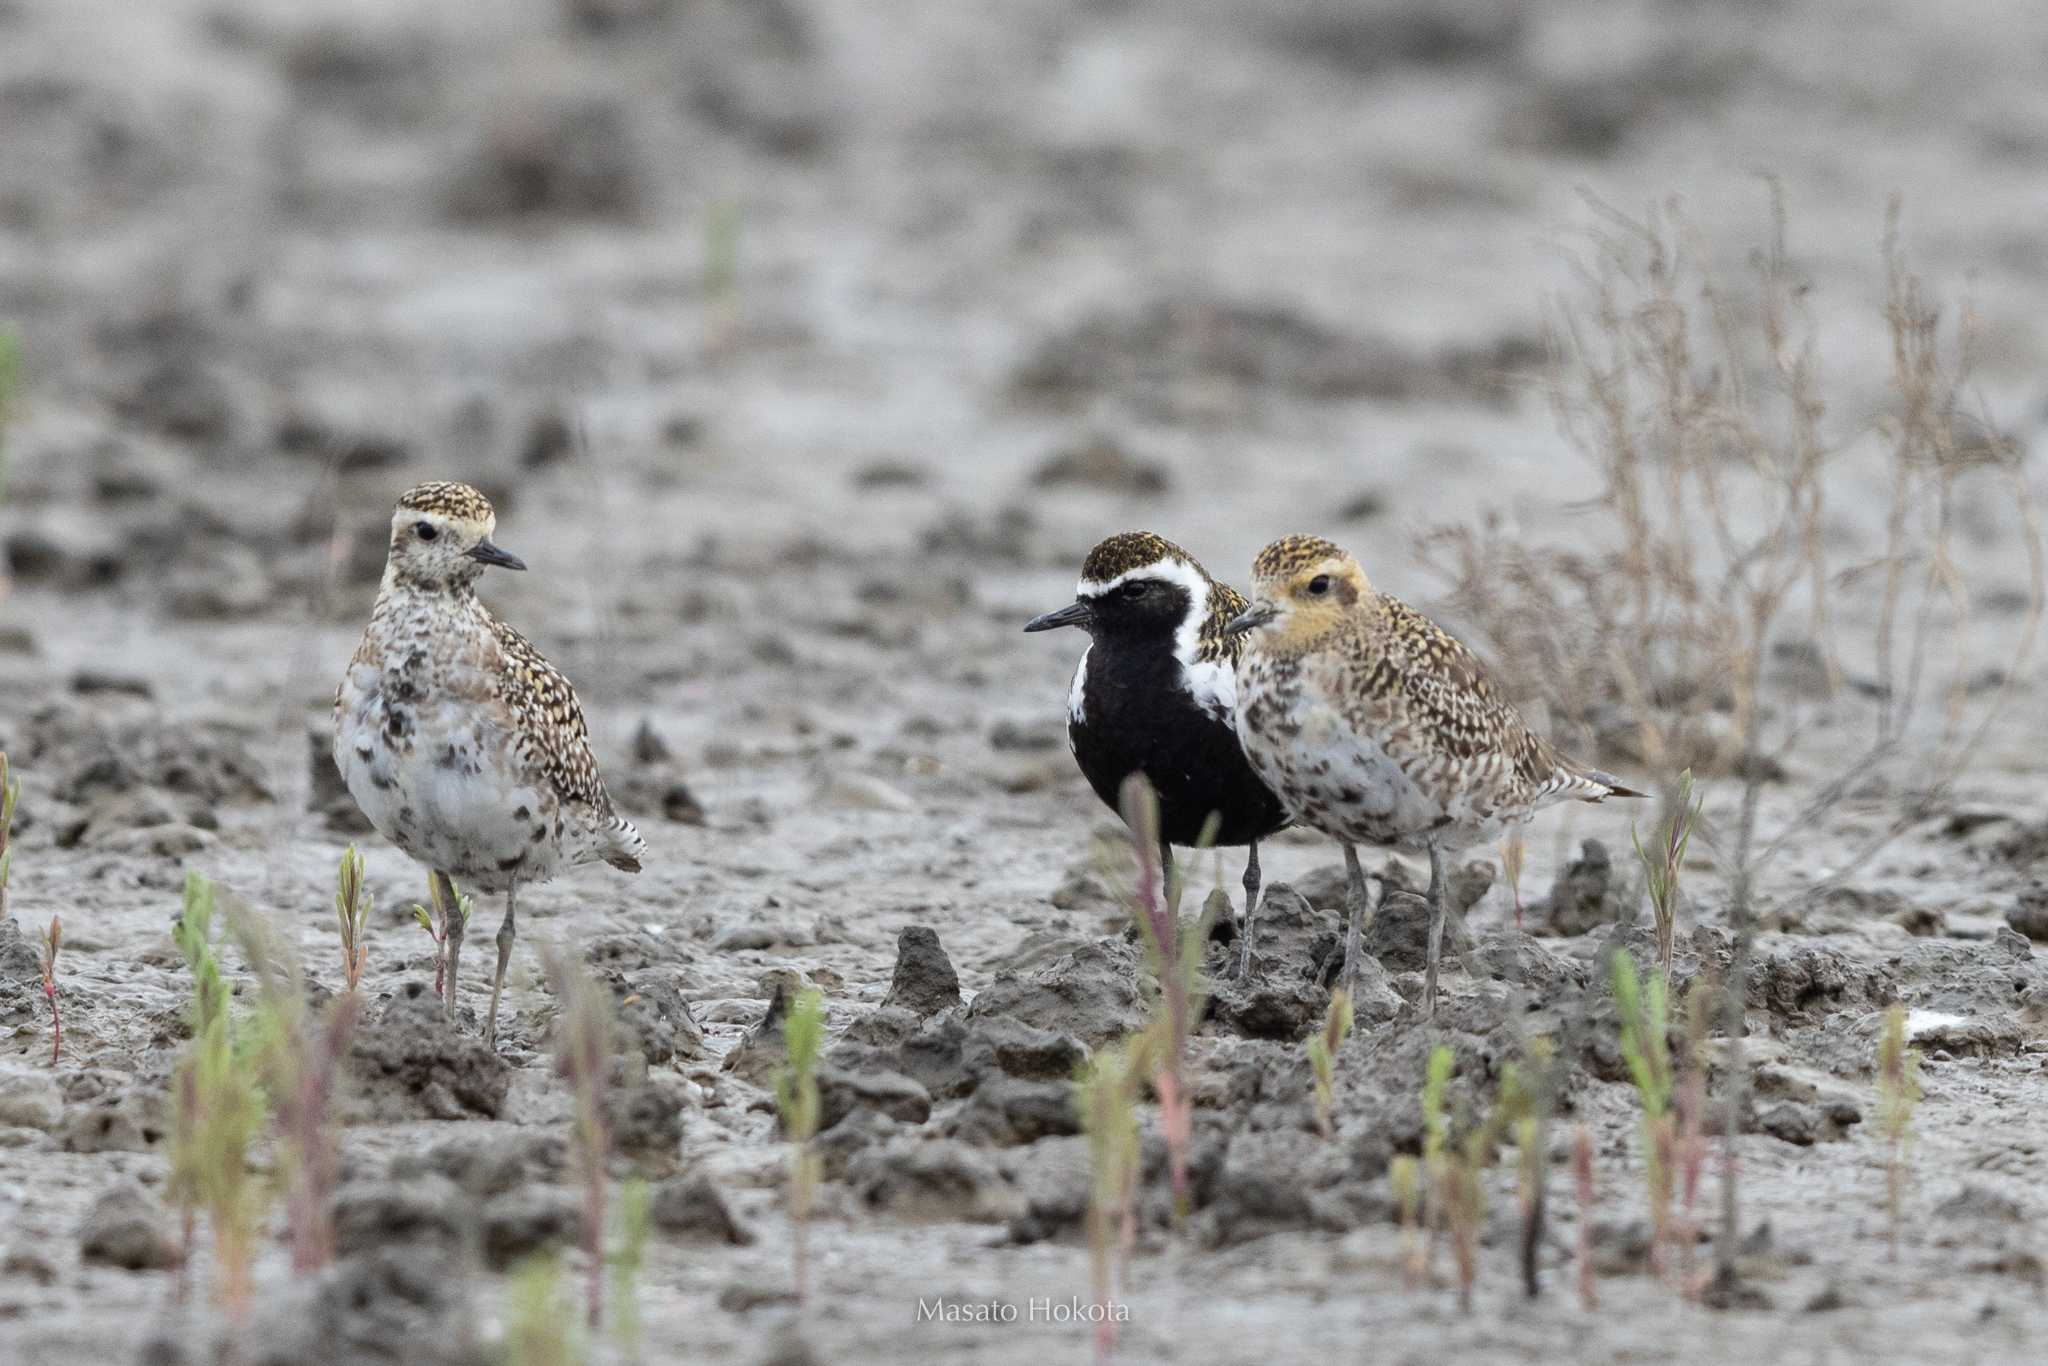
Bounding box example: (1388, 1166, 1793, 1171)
(466, 539, 528, 571)
(1225, 603, 1276, 636)
(1024, 600, 1093, 633)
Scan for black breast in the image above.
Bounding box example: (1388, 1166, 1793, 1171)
(1068, 643, 1290, 848)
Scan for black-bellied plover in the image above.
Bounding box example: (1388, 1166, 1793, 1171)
(1228, 534, 1640, 1014)
(1026, 532, 1290, 976)
(334, 481, 646, 1043)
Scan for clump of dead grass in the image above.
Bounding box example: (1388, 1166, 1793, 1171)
(1420, 186, 2043, 1290)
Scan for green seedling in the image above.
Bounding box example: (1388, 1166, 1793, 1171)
(1507, 1038, 1555, 1301)
(1610, 950, 1677, 1272)
(1876, 1004, 1922, 1261)
(1416, 1043, 1456, 1286)
(1514, 1113, 1542, 1295)
(39, 914, 60, 1064)
(334, 845, 371, 994)
(1076, 1042, 1141, 1361)
(611, 1177, 652, 1362)
(1391, 1155, 1424, 1288)
(1447, 1129, 1487, 1312)
(546, 951, 616, 1329)
(1631, 769, 1703, 984)
(1572, 1124, 1598, 1311)
(1415, 1047, 1542, 1311)
(1670, 978, 1713, 1297)
(168, 872, 268, 1314)
(228, 897, 359, 1277)
(1117, 774, 1223, 1221)
(0, 751, 19, 919)
(775, 985, 826, 1303)
(412, 873, 472, 999)
(1500, 829, 1527, 931)
(507, 1253, 584, 1366)
(1306, 988, 1353, 1140)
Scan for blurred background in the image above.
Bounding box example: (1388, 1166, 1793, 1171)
(6, 12, 2048, 1358)
(1, 0, 2045, 676)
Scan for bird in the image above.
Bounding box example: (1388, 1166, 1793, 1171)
(1227, 534, 1641, 1014)
(334, 480, 646, 1044)
(1026, 531, 1291, 976)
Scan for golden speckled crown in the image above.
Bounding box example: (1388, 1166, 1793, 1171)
(1079, 531, 1198, 586)
(1078, 531, 1251, 664)
(1252, 534, 1345, 579)
(397, 481, 495, 522)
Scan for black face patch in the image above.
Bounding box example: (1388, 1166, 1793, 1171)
(1082, 576, 1195, 646)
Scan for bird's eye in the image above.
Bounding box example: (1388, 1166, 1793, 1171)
(415, 521, 438, 541)
(1119, 581, 1149, 599)
(1307, 575, 1331, 596)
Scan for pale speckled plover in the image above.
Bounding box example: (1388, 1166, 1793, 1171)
(1228, 533, 1641, 1014)
(1026, 531, 1290, 976)
(334, 481, 645, 1043)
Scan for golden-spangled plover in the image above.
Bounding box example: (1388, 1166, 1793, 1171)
(1228, 534, 1640, 1013)
(334, 481, 646, 1043)
(1026, 532, 1290, 977)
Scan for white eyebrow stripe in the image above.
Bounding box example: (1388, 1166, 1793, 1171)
(1075, 555, 1216, 691)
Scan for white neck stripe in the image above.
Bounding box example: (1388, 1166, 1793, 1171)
(1075, 557, 1214, 671)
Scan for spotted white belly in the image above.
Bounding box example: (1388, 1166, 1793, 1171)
(1237, 664, 1513, 852)
(335, 660, 562, 889)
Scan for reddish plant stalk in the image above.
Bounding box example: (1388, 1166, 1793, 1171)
(1123, 784, 1193, 1217)
(282, 996, 361, 1274)
(40, 915, 60, 1065)
(1573, 1125, 1598, 1311)
(1672, 1060, 1709, 1296)
(550, 955, 612, 1330)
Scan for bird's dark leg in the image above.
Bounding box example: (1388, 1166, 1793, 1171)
(486, 882, 517, 1046)
(1341, 843, 1366, 995)
(1234, 840, 1263, 982)
(434, 870, 463, 1024)
(1424, 840, 1446, 1020)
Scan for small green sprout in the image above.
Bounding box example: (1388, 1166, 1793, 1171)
(168, 871, 268, 1314)
(1630, 768, 1702, 984)
(775, 986, 826, 1303)
(1413, 1044, 1541, 1311)
(1876, 1004, 1922, 1261)
(1391, 1154, 1423, 1288)
(334, 845, 371, 994)
(611, 1177, 653, 1362)
(1610, 950, 1676, 1270)
(1117, 774, 1221, 1221)
(1076, 1042, 1141, 1360)
(1447, 1129, 1486, 1312)
(506, 1254, 584, 1366)
(229, 898, 359, 1276)
(1417, 1044, 1454, 1285)
(1422, 1044, 1453, 1179)
(1306, 988, 1353, 1140)
(546, 950, 616, 1329)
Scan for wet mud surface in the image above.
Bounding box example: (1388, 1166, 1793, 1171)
(3, 0, 2048, 1362)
